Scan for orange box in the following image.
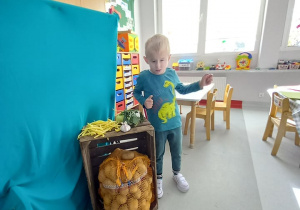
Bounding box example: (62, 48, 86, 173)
(117, 32, 139, 52)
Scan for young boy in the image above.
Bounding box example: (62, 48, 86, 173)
(133, 34, 213, 198)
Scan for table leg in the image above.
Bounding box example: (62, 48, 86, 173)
(189, 103, 196, 148)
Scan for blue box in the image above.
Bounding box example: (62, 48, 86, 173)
(117, 53, 122, 65)
(115, 89, 124, 102)
(122, 58, 131, 65)
(133, 75, 139, 85)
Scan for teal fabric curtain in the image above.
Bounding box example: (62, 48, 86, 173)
(0, 0, 118, 209)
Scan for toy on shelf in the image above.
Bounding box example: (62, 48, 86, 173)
(215, 59, 223, 70)
(277, 59, 300, 70)
(117, 30, 139, 52)
(277, 60, 289, 70)
(224, 64, 231, 70)
(172, 62, 179, 71)
(178, 59, 193, 71)
(210, 65, 216, 70)
(236, 52, 252, 70)
(196, 61, 205, 70)
(215, 59, 231, 70)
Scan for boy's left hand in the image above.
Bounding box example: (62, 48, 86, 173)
(199, 74, 213, 88)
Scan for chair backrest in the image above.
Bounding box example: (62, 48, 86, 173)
(224, 85, 233, 107)
(206, 88, 217, 97)
(270, 92, 291, 118)
(206, 89, 217, 116)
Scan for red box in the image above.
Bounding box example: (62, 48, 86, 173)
(116, 100, 125, 112)
(131, 53, 139, 65)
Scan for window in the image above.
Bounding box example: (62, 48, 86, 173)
(158, 0, 265, 55)
(288, 0, 300, 47)
(206, 0, 262, 53)
(160, 0, 201, 54)
(282, 0, 300, 49)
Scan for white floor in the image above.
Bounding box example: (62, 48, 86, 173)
(157, 105, 300, 210)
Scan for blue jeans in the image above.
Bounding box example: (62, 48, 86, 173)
(155, 127, 182, 176)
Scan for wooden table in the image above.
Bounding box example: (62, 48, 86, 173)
(176, 83, 214, 148)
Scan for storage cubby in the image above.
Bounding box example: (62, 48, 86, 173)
(115, 52, 140, 114)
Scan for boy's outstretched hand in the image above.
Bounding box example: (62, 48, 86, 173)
(199, 74, 213, 88)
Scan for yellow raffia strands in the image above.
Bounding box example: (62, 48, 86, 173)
(77, 119, 120, 139)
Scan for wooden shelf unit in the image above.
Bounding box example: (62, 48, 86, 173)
(115, 52, 140, 115)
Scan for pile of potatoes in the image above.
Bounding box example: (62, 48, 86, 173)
(98, 148, 154, 210)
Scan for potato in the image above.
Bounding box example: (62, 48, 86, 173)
(121, 150, 135, 160)
(136, 163, 147, 175)
(146, 190, 152, 201)
(110, 189, 118, 196)
(139, 199, 147, 210)
(119, 187, 129, 196)
(133, 188, 141, 199)
(119, 204, 129, 210)
(103, 194, 113, 206)
(132, 171, 141, 181)
(142, 190, 148, 199)
(134, 158, 144, 167)
(128, 198, 139, 210)
(104, 204, 111, 210)
(129, 184, 138, 194)
(103, 178, 115, 188)
(140, 180, 149, 192)
(116, 194, 127, 205)
(146, 174, 153, 184)
(104, 163, 117, 182)
(98, 169, 106, 182)
(111, 199, 120, 210)
(100, 184, 107, 194)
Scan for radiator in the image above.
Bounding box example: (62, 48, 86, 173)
(179, 76, 227, 100)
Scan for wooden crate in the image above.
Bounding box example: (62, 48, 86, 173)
(79, 120, 158, 210)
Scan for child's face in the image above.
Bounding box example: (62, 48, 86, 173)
(144, 50, 170, 75)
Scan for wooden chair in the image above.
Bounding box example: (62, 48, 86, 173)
(214, 84, 233, 129)
(184, 89, 217, 140)
(262, 92, 300, 156)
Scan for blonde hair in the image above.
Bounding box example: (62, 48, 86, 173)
(145, 34, 170, 58)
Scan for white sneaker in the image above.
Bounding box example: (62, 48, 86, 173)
(157, 179, 163, 199)
(173, 173, 189, 192)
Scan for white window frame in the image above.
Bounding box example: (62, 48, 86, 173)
(156, 0, 266, 57)
(281, 0, 300, 51)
